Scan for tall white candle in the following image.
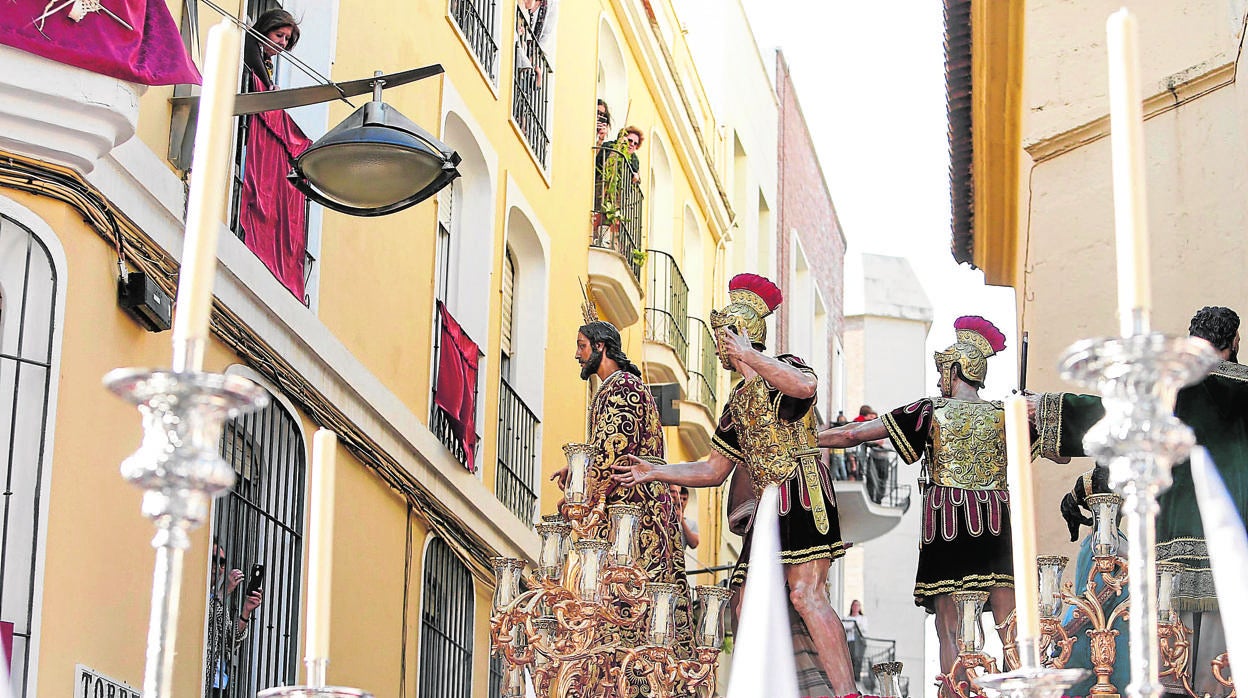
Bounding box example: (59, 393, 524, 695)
(171, 20, 242, 371)
(1106, 8, 1152, 337)
(306, 429, 338, 665)
(1004, 395, 1041, 660)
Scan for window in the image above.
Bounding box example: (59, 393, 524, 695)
(500, 248, 515, 382)
(431, 181, 482, 471)
(228, 0, 315, 305)
(0, 213, 58, 698)
(436, 185, 456, 304)
(419, 538, 474, 698)
(449, 0, 499, 82)
(206, 391, 305, 698)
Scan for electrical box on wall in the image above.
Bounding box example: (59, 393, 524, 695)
(648, 382, 681, 427)
(117, 271, 172, 332)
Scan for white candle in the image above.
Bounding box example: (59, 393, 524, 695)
(1106, 8, 1151, 337)
(171, 20, 242, 371)
(306, 429, 338, 665)
(1004, 395, 1041, 659)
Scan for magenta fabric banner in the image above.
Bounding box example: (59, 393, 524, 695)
(0, 0, 200, 86)
(239, 72, 312, 301)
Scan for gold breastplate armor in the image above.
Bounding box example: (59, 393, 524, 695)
(926, 398, 1008, 490)
(727, 376, 829, 532)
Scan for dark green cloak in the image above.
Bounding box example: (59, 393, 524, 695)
(1035, 361, 1248, 611)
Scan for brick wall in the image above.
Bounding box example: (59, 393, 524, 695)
(774, 50, 847, 415)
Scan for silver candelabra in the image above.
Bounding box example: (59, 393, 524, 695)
(106, 368, 269, 698)
(1059, 332, 1219, 698)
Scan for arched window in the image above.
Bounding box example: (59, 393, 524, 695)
(206, 389, 305, 698)
(496, 207, 548, 524)
(431, 110, 494, 471)
(419, 538, 475, 698)
(0, 211, 59, 698)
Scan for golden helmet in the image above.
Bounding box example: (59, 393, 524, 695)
(934, 315, 1006, 389)
(710, 273, 783, 348)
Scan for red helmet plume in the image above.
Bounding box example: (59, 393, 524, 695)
(728, 273, 783, 313)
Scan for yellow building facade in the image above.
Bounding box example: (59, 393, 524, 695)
(0, 0, 779, 695)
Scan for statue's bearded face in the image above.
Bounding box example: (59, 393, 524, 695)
(575, 333, 603, 380)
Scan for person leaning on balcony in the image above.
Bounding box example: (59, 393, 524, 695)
(597, 126, 644, 184)
(819, 316, 1036, 678)
(613, 273, 858, 695)
(243, 9, 301, 90)
(594, 99, 612, 146)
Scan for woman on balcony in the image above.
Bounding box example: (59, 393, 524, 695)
(242, 9, 300, 90)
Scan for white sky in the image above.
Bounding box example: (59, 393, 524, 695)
(740, 0, 1023, 399)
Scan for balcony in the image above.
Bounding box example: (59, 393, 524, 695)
(587, 145, 644, 328)
(450, 0, 499, 82)
(678, 317, 718, 457)
(496, 378, 539, 526)
(512, 6, 551, 166)
(686, 317, 717, 414)
(830, 447, 910, 544)
(642, 249, 689, 388)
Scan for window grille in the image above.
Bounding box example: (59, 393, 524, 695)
(495, 378, 538, 525)
(206, 392, 305, 698)
(513, 5, 552, 165)
(0, 213, 58, 698)
(418, 538, 474, 698)
(449, 0, 499, 81)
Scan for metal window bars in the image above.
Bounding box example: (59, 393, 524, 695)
(449, 0, 499, 81)
(644, 250, 690, 367)
(0, 214, 57, 698)
(687, 317, 718, 413)
(206, 393, 306, 698)
(495, 378, 539, 526)
(419, 538, 475, 698)
(512, 5, 552, 166)
(589, 145, 645, 280)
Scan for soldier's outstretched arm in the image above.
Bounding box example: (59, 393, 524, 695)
(611, 451, 736, 488)
(817, 418, 888, 449)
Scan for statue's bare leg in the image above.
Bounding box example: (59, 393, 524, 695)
(933, 593, 960, 675)
(786, 557, 857, 695)
(988, 586, 1016, 648)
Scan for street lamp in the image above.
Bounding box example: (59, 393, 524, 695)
(289, 73, 461, 217)
(171, 64, 462, 216)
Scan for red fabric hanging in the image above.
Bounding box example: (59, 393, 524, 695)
(0, 0, 200, 86)
(435, 301, 481, 471)
(239, 72, 312, 300)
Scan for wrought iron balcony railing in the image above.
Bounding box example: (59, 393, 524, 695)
(687, 316, 717, 413)
(644, 250, 689, 367)
(450, 0, 499, 81)
(831, 446, 912, 512)
(495, 378, 539, 525)
(589, 145, 645, 280)
(513, 6, 551, 165)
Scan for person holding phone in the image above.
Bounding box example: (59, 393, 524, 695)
(205, 544, 264, 697)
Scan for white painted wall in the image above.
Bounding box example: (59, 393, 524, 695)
(1021, 1, 1248, 561)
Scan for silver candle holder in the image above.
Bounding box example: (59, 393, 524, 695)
(105, 368, 269, 698)
(1059, 333, 1218, 698)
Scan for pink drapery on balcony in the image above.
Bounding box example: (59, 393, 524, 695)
(239, 73, 312, 300)
(435, 301, 481, 471)
(0, 0, 200, 85)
